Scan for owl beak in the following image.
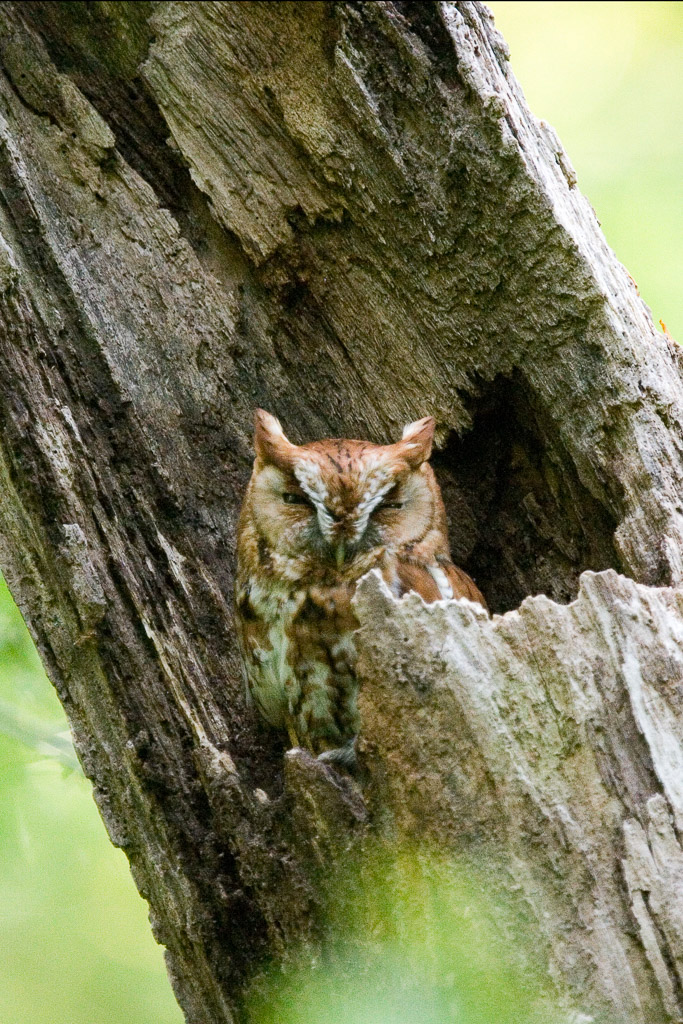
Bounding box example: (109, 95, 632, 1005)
(335, 540, 346, 568)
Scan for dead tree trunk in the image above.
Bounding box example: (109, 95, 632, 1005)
(0, 2, 682, 1021)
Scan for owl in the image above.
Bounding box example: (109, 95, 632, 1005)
(235, 410, 486, 763)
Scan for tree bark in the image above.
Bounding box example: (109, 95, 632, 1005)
(0, 2, 682, 1021)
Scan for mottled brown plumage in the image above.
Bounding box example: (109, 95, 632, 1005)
(235, 410, 486, 759)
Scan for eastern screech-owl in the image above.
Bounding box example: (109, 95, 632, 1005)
(235, 410, 486, 761)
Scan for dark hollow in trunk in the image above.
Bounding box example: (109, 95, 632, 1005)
(433, 373, 622, 613)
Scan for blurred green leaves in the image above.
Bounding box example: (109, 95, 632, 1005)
(0, 699, 79, 772)
(248, 847, 562, 1024)
(0, 576, 183, 1024)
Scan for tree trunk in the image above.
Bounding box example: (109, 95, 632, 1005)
(0, 2, 682, 1021)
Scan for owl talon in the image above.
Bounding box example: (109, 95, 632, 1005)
(317, 737, 357, 769)
(286, 722, 301, 750)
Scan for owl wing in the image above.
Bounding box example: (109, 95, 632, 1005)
(396, 557, 488, 611)
(441, 559, 488, 610)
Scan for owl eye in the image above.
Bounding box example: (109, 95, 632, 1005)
(377, 485, 403, 511)
(282, 491, 313, 506)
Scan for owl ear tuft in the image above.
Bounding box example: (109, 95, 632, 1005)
(253, 409, 298, 468)
(397, 416, 435, 467)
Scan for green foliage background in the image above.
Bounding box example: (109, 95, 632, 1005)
(494, 0, 682, 339)
(0, 3, 680, 1021)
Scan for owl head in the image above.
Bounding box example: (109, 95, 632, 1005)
(246, 409, 442, 567)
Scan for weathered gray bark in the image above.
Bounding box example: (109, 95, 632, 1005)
(0, 2, 682, 1021)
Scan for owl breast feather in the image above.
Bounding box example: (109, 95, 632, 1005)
(236, 578, 360, 754)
